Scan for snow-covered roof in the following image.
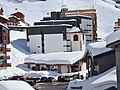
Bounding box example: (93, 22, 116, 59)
(28, 24, 72, 28)
(67, 67, 116, 90)
(67, 27, 81, 33)
(106, 30, 120, 46)
(25, 51, 86, 65)
(0, 15, 9, 20)
(8, 15, 20, 20)
(85, 67, 116, 88)
(39, 19, 76, 22)
(0, 80, 35, 90)
(87, 41, 113, 56)
(0, 22, 9, 29)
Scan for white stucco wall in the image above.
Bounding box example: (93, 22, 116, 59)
(27, 34, 64, 53)
(61, 65, 68, 73)
(27, 28, 87, 53)
(27, 35, 42, 54)
(70, 33, 86, 51)
(44, 34, 64, 53)
(81, 62, 87, 71)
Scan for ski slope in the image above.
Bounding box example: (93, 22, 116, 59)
(0, 0, 120, 39)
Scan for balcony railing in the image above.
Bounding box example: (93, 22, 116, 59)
(2, 32, 9, 37)
(0, 56, 10, 60)
(0, 63, 11, 67)
(0, 48, 11, 52)
(3, 40, 9, 44)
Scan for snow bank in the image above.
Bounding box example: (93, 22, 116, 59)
(0, 67, 27, 80)
(25, 70, 59, 80)
(67, 67, 116, 90)
(0, 80, 35, 90)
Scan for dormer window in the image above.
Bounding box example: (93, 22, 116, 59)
(73, 34, 78, 41)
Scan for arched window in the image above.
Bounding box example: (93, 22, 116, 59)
(73, 34, 78, 41)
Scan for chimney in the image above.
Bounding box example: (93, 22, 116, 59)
(51, 11, 61, 20)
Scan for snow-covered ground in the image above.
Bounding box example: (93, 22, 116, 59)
(8, 30, 30, 67)
(0, 0, 120, 39)
(67, 67, 117, 90)
(0, 80, 35, 90)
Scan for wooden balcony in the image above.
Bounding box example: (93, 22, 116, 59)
(0, 63, 11, 67)
(0, 56, 10, 60)
(0, 48, 11, 52)
(2, 32, 9, 37)
(2, 40, 9, 44)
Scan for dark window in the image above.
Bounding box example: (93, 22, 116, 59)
(82, 34, 84, 41)
(38, 46, 40, 48)
(105, 86, 117, 90)
(87, 24, 92, 26)
(73, 34, 78, 41)
(31, 66, 36, 71)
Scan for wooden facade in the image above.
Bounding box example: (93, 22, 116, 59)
(7, 16, 20, 26)
(11, 12, 25, 22)
(0, 24, 11, 67)
(87, 50, 116, 77)
(0, 15, 9, 25)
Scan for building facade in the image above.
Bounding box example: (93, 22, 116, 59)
(11, 12, 25, 22)
(61, 9, 97, 43)
(27, 25, 86, 54)
(87, 50, 116, 77)
(7, 16, 20, 26)
(0, 24, 10, 68)
(25, 51, 87, 74)
(106, 30, 120, 90)
(40, 10, 94, 45)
